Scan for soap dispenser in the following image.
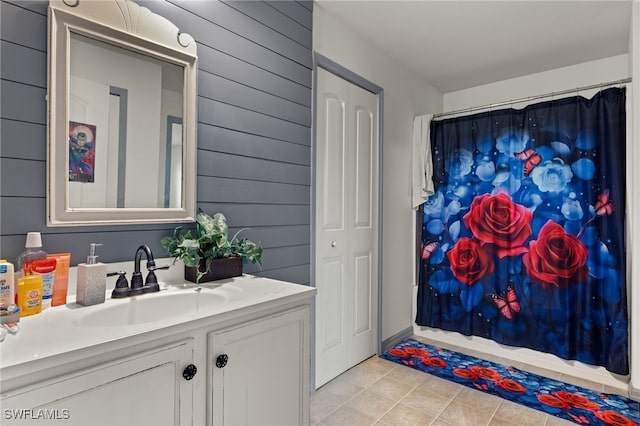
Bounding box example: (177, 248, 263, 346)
(76, 243, 106, 306)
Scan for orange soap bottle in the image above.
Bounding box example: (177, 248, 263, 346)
(17, 275, 43, 317)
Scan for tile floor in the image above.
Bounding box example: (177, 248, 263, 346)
(311, 335, 627, 426)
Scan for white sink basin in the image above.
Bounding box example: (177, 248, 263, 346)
(69, 290, 228, 327)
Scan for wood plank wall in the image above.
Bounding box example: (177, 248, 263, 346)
(0, 0, 312, 284)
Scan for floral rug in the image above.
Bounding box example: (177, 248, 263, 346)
(381, 339, 639, 425)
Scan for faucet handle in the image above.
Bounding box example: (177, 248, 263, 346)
(148, 265, 171, 272)
(143, 264, 170, 292)
(109, 271, 130, 299)
(142, 266, 167, 294)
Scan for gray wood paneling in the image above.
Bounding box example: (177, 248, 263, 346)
(244, 245, 310, 273)
(0, 120, 46, 160)
(297, 1, 313, 12)
(220, 1, 312, 48)
(4, 1, 48, 15)
(141, 0, 311, 87)
(0, 0, 313, 285)
(265, 245, 310, 268)
(198, 125, 310, 166)
(227, 225, 310, 249)
(256, 264, 310, 285)
(0, 158, 45, 197)
(1, 198, 177, 237)
(198, 203, 310, 227)
(1, 80, 46, 123)
(197, 177, 310, 205)
(199, 151, 310, 185)
(267, 1, 312, 30)
(1, 41, 46, 86)
(199, 98, 310, 145)
(168, 0, 311, 68)
(0, 198, 46, 235)
(199, 71, 311, 126)
(197, 44, 311, 107)
(0, 1, 46, 50)
(1, 231, 175, 266)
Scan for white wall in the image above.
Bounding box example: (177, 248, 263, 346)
(414, 54, 632, 392)
(313, 4, 443, 342)
(444, 55, 629, 111)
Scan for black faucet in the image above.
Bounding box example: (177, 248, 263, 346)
(109, 271, 130, 298)
(129, 245, 167, 296)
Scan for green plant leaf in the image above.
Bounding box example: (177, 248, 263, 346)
(178, 238, 200, 249)
(162, 210, 263, 272)
(211, 213, 228, 241)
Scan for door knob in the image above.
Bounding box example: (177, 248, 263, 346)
(331, 241, 337, 247)
(216, 354, 228, 368)
(182, 364, 197, 380)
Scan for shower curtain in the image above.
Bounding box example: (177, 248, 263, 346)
(415, 88, 629, 375)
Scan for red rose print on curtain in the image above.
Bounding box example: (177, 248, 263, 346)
(463, 192, 532, 258)
(447, 237, 495, 285)
(523, 220, 588, 289)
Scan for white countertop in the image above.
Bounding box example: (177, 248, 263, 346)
(0, 275, 316, 385)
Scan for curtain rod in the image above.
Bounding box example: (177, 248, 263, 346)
(432, 77, 632, 120)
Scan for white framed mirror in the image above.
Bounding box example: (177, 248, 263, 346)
(47, 0, 197, 226)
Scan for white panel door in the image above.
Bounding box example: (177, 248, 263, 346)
(315, 68, 379, 387)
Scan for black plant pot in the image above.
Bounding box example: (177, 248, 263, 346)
(184, 256, 243, 283)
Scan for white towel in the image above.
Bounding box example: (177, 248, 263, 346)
(412, 114, 435, 209)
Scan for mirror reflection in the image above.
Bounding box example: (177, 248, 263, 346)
(48, 0, 197, 225)
(68, 32, 184, 209)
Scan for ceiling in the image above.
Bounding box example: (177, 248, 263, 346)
(315, 1, 632, 93)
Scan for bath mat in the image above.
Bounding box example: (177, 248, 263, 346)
(381, 339, 639, 425)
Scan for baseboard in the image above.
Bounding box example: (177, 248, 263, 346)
(381, 326, 413, 353)
(630, 384, 640, 402)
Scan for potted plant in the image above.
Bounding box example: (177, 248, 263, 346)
(161, 210, 263, 284)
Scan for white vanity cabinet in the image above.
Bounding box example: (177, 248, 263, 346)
(0, 276, 316, 426)
(1, 340, 195, 425)
(209, 306, 310, 426)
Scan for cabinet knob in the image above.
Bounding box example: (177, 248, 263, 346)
(216, 354, 228, 368)
(182, 364, 197, 380)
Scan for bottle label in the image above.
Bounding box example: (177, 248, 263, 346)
(32, 258, 56, 302)
(23, 259, 37, 276)
(17, 275, 42, 316)
(0, 280, 11, 299)
(27, 289, 41, 308)
(0, 275, 14, 307)
(0, 265, 7, 273)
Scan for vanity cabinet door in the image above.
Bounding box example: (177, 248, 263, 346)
(209, 306, 310, 426)
(1, 339, 194, 425)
